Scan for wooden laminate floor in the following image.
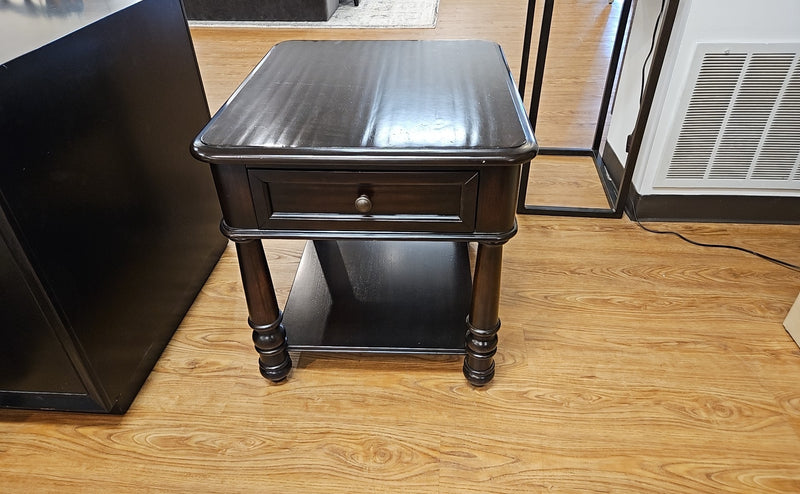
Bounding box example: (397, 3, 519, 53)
(3, 0, 800, 492)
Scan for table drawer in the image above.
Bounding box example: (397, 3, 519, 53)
(248, 170, 479, 232)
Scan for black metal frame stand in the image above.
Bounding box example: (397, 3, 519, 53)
(517, 0, 680, 218)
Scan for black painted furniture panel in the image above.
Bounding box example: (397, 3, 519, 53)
(0, 0, 226, 413)
(0, 229, 85, 395)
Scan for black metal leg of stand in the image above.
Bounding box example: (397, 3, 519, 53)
(592, 0, 635, 151)
(516, 0, 537, 100)
(516, 0, 640, 218)
(527, 0, 554, 135)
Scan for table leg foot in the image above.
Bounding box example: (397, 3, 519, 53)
(463, 318, 499, 386)
(251, 314, 292, 382)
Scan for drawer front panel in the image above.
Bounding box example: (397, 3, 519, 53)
(248, 170, 478, 232)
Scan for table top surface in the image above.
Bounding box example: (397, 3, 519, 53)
(193, 40, 537, 166)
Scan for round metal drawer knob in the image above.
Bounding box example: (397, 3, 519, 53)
(354, 194, 372, 213)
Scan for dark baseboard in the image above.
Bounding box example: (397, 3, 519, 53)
(626, 189, 800, 224)
(183, 0, 339, 21)
(601, 145, 800, 224)
(601, 144, 625, 190)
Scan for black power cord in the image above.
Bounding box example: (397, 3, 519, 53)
(630, 212, 800, 273)
(626, 0, 667, 153)
(640, 0, 666, 106)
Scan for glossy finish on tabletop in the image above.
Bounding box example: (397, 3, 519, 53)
(193, 40, 536, 166)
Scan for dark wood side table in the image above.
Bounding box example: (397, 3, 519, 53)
(193, 40, 537, 386)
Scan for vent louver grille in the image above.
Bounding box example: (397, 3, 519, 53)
(663, 47, 800, 189)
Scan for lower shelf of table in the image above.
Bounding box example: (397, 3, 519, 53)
(282, 240, 472, 354)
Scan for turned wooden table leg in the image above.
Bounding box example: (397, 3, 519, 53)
(464, 241, 504, 386)
(235, 240, 292, 382)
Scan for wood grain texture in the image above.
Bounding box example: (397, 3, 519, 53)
(524, 155, 610, 208)
(2, 0, 800, 492)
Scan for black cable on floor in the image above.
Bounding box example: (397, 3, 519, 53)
(631, 215, 800, 273)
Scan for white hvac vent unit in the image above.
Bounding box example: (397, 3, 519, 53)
(657, 43, 800, 191)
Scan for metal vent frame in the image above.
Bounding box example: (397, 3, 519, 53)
(658, 43, 800, 191)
